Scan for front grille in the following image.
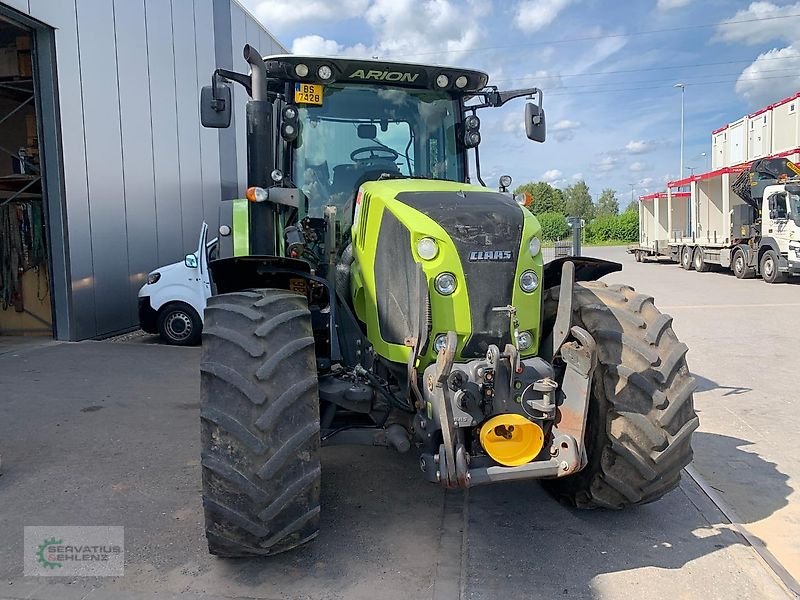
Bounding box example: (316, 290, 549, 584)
(395, 190, 524, 358)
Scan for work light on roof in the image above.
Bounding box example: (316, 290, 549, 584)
(436, 74, 450, 88)
(318, 65, 333, 80)
(455, 75, 468, 89)
(295, 63, 309, 77)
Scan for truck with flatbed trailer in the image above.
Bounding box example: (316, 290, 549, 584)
(629, 157, 800, 282)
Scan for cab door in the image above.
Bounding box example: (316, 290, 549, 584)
(766, 192, 791, 253)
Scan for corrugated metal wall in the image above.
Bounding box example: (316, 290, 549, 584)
(2, 0, 284, 339)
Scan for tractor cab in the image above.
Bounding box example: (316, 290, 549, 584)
(202, 51, 546, 241)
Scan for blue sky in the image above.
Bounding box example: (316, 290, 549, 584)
(240, 0, 800, 205)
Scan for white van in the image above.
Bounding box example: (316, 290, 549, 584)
(137, 223, 217, 345)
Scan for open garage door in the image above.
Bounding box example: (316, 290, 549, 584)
(0, 12, 51, 337)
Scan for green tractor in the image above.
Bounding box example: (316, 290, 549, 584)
(198, 46, 699, 557)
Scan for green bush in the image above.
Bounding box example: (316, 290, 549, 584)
(585, 211, 638, 242)
(536, 212, 570, 241)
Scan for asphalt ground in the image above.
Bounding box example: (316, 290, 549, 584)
(0, 246, 795, 599)
(588, 245, 800, 587)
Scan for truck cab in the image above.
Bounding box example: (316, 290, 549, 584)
(755, 182, 800, 282)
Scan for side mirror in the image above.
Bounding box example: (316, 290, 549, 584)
(185, 254, 198, 268)
(525, 103, 546, 143)
(200, 85, 232, 128)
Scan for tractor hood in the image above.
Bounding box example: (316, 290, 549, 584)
(350, 179, 543, 366)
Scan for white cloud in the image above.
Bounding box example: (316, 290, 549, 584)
(657, 0, 691, 10)
(542, 169, 564, 183)
(629, 161, 649, 172)
(625, 140, 653, 154)
(551, 119, 582, 142)
(571, 172, 583, 181)
(362, 0, 487, 64)
(596, 156, 617, 172)
(514, 0, 574, 33)
(715, 2, 800, 45)
(248, 0, 369, 32)
(638, 177, 655, 187)
(290, 35, 372, 57)
(736, 45, 800, 107)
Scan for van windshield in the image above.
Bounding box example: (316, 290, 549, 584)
(292, 84, 463, 217)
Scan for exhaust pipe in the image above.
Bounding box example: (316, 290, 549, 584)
(243, 44, 267, 101)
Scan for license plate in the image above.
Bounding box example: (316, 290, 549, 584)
(294, 83, 323, 105)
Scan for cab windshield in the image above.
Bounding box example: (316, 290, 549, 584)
(789, 192, 800, 226)
(292, 84, 463, 217)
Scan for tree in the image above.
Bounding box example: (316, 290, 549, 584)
(564, 180, 594, 220)
(513, 181, 566, 215)
(624, 200, 639, 214)
(596, 188, 619, 218)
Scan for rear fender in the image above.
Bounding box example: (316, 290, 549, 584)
(542, 256, 621, 291)
(209, 256, 311, 294)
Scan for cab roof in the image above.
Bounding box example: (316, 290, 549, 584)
(262, 54, 490, 94)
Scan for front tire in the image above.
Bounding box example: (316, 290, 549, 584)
(158, 302, 202, 346)
(760, 250, 786, 284)
(542, 282, 698, 508)
(200, 289, 321, 557)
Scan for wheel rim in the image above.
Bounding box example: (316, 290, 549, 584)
(683, 249, 690, 266)
(764, 256, 775, 278)
(735, 254, 743, 273)
(695, 252, 701, 268)
(165, 311, 192, 341)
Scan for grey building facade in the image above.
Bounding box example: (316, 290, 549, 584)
(0, 0, 284, 340)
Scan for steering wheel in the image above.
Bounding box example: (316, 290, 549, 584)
(350, 146, 399, 163)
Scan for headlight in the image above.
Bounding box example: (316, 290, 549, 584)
(517, 331, 533, 350)
(433, 333, 448, 354)
(519, 270, 539, 293)
(529, 237, 541, 256)
(499, 175, 513, 189)
(146, 272, 161, 285)
(416, 237, 439, 260)
(434, 272, 457, 295)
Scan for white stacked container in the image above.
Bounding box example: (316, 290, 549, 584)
(711, 126, 728, 170)
(771, 92, 800, 156)
(747, 106, 772, 161)
(728, 117, 749, 166)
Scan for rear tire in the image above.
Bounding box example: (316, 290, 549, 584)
(732, 249, 754, 279)
(634, 250, 642, 263)
(542, 282, 698, 508)
(158, 302, 202, 346)
(200, 289, 321, 556)
(693, 248, 711, 272)
(680, 246, 693, 270)
(760, 250, 786, 284)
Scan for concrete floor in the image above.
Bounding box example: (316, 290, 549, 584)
(0, 248, 796, 599)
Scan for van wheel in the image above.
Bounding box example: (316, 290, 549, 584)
(680, 246, 693, 270)
(732, 249, 754, 279)
(760, 250, 786, 284)
(158, 302, 203, 346)
(693, 248, 711, 272)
